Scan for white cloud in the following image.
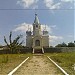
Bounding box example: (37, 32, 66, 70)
(17, 0, 73, 9)
(61, 0, 73, 3)
(13, 23, 33, 32)
(49, 35, 63, 42)
(13, 23, 52, 33)
(44, 0, 73, 9)
(44, 0, 54, 6)
(32, 5, 38, 9)
(41, 24, 52, 33)
(44, 0, 61, 9)
(17, 0, 38, 8)
(50, 3, 61, 9)
(13, 22, 52, 33)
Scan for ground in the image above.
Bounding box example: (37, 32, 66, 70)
(0, 54, 30, 75)
(0, 53, 74, 75)
(46, 52, 75, 74)
(13, 55, 63, 75)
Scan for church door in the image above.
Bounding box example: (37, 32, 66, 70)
(35, 40, 40, 46)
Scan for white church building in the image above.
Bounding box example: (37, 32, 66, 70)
(26, 14, 49, 53)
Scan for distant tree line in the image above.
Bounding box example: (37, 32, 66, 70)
(55, 41, 75, 47)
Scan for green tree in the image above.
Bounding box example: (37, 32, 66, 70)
(74, 41, 75, 47)
(4, 32, 23, 53)
(0, 45, 2, 48)
(50, 46, 53, 48)
(55, 42, 67, 47)
(61, 42, 67, 47)
(55, 44, 62, 47)
(68, 42, 74, 47)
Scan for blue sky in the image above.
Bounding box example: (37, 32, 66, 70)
(0, 0, 74, 46)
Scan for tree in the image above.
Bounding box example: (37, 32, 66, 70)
(61, 42, 67, 47)
(55, 44, 62, 47)
(55, 42, 67, 47)
(74, 41, 75, 47)
(68, 42, 74, 47)
(50, 46, 53, 48)
(4, 32, 24, 53)
(0, 45, 2, 48)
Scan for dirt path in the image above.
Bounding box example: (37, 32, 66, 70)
(13, 55, 63, 75)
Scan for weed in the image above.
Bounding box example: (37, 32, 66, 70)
(46, 52, 75, 74)
(2, 55, 8, 63)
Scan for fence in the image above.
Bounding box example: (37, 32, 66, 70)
(0, 47, 33, 54)
(44, 47, 75, 53)
(0, 47, 75, 54)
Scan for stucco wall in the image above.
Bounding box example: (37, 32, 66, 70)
(26, 36, 33, 47)
(44, 47, 75, 53)
(42, 36, 49, 47)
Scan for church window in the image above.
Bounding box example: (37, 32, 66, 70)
(36, 25, 38, 28)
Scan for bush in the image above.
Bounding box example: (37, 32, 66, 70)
(68, 42, 75, 47)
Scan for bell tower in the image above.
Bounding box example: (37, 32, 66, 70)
(33, 14, 41, 35)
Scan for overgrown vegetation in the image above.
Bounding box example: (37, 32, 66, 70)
(46, 52, 75, 74)
(0, 54, 32, 74)
(1, 55, 8, 63)
(55, 41, 75, 47)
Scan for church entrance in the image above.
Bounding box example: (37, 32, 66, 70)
(33, 40, 44, 54)
(35, 40, 40, 46)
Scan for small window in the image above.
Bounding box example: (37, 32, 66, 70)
(36, 25, 38, 28)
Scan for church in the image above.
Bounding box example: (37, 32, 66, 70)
(26, 14, 49, 53)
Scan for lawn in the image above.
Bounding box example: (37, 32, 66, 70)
(45, 52, 75, 75)
(0, 53, 32, 75)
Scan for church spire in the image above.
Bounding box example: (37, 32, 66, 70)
(34, 13, 40, 24)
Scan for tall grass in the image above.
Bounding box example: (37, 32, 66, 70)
(45, 52, 75, 74)
(1, 55, 8, 63)
(0, 53, 32, 74)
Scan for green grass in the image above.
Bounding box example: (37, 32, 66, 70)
(0, 53, 32, 74)
(45, 52, 75, 75)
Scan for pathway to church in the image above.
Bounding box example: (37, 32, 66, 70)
(13, 55, 63, 75)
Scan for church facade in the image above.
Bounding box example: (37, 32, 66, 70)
(26, 14, 49, 53)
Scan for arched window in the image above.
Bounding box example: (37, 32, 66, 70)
(36, 25, 38, 28)
(35, 40, 40, 46)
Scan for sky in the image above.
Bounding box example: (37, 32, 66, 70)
(0, 0, 74, 46)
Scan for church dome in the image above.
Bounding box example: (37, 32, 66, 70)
(26, 31, 32, 36)
(43, 30, 48, 35)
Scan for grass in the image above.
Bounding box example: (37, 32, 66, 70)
(0, 53, 32, 74)
(0, 52, 75, 74)
(45, 52, 75, 75)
